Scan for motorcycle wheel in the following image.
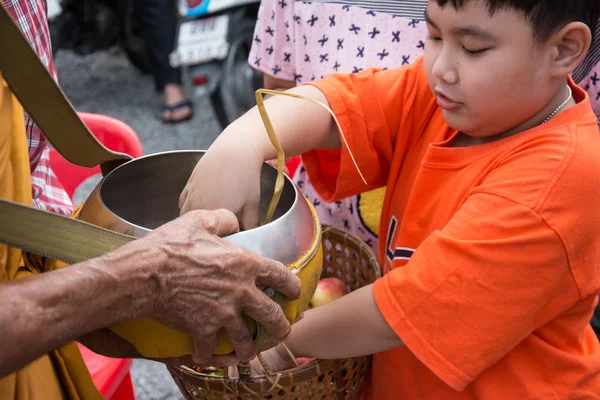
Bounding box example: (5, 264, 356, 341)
(123, 34, 152, 75)
(219, 19, 263, 124)
(49, 11, 78, 57)
(49, 21, 61, 57)
(119, 0, 152, 74)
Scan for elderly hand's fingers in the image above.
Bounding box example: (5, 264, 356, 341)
(244, 287, 291, 342)
(224, 314, 257, 362)
(255, 257, 302, 300)
(192, 333, 219, 366)
(210, 354, 241, 368)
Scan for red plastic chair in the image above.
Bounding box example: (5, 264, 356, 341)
(286, 156, 302, 178)
(49, 112, 142, 400)
(49, 112, 143, 199)
(77, 344, 135, 400)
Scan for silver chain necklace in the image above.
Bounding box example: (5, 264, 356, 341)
(542, 86, 573, 124)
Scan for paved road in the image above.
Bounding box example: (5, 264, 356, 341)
(53, 47, 226, 400)
(54, 47, 222, 155)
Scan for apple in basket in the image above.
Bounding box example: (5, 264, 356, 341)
(309, 277, 349, 308)
(296, 357, 314, 366)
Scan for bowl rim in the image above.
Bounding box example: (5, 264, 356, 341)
(96, 149, 303, 240)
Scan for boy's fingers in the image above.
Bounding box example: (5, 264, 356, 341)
(179, 197, 192, 216)
(241, 202, 261, 231)
(178, 188, 188, 212)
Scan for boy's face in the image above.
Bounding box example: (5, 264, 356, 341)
(423, 0, 556, 137)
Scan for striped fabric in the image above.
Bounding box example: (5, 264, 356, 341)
(306, 0, 427, 20)
(3, 0, 73, 215)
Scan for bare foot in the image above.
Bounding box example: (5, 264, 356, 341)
(163, 83, 192, 122)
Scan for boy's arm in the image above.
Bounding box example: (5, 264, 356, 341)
(181, 62, 430, 223)
(284, 284, 403, 359)
(179, 85, 341, 227)
(264, 74, 296, 92)
(221, 84, 341, 161)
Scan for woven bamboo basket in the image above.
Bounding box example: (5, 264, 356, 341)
(167, 224, 381, 399)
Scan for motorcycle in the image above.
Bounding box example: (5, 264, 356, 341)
(171, 0, 263, 128)
(48, 0, 263, 129)
(47, 0, 152, 74)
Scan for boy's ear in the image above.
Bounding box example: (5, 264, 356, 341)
(549, 22, 592, 77)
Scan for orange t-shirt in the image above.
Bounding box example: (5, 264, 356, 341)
(304, 57, 600, 398)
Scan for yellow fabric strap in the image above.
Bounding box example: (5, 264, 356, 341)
(0, 199, 135, 265)
(0, 76, 101, 399)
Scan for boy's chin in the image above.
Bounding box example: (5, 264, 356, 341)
(441, 113, 472, 133)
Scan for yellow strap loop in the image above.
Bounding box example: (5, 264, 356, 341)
(255, 88, 368, 225)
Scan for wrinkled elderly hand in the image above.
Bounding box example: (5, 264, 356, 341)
(106, 208, 301, 366)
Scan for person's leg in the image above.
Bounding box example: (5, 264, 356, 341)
(134, 0, 192, 122)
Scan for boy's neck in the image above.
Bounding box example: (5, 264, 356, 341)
(453, 84, 575, 148)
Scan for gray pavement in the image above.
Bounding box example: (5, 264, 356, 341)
(54, 47, 221, 155)
(53, 47, 223, 400)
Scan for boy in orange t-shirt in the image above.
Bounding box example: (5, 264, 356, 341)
(180, 0, 600, 397)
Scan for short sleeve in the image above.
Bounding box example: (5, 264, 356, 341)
(301, 57, 437, 202)
(372, 192, 578, 391)
(248, 0, 296, 80)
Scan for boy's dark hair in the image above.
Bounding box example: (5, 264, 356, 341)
(435, 0, 600, 43)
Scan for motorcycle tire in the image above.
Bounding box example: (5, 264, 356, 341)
(117, 0, 152, 74)
(49, 21, 62, 57)
(49, 11, 79, 57)
(219, 18, 264, 124)
(123, 36, 152, 75)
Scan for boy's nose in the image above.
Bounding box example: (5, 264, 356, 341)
(432, 52, 459, 85)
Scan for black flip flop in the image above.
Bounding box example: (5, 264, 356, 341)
(162, 100, 194, 124)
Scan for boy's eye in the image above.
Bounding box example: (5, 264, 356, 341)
(463, 47, 488, 56)
(427, 35, 442, 42)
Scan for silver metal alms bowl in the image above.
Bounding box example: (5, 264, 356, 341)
(77, 150, 317, 265)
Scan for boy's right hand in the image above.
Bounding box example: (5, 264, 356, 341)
(179, 139, 265, 229)
(227, 344, 295, 378)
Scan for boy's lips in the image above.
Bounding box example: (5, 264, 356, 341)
(435, 90, 461, 111)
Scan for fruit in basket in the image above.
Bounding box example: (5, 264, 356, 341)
(193, 366, 225, 377)
(309, 277, 348, 308)
(297, 357, 314, 366)
(288, 357, 315, 370)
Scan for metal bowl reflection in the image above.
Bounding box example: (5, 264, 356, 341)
(78, 150, 317, 264)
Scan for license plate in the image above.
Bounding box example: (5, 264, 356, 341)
(171, 15, 230, 67)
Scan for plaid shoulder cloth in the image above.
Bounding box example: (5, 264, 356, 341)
(2, 0, 73, 215)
